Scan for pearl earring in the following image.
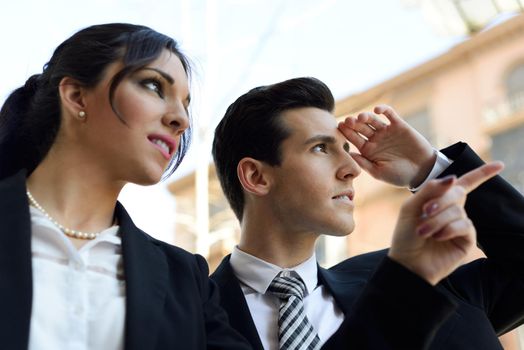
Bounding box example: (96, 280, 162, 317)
(78, 111, 86, 118)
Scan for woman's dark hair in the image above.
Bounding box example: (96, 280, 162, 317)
(212, 77, 335, 220)
(0, 23, 192, 179)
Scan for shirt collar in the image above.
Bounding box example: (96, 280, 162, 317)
(230, 246, 318, 295)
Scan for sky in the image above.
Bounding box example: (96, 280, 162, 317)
(0, 0, 467, 243)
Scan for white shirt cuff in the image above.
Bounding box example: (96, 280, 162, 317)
(409, 149, 453, 192)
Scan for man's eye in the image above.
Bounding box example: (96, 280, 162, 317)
(312, 144, 327, 153)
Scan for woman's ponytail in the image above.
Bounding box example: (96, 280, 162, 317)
(0, 74, 45, 178)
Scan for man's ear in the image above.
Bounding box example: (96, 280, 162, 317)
(58, 76, 87, 120)
(237, 157, 271, 196)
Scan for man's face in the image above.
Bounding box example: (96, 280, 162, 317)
(265, 107, 361, 237)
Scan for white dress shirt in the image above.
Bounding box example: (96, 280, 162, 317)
(28, 206, 126, 350)
(409, 149, 453, 192)
(229, 150, 453, 349)
(230, 247, 344, 350)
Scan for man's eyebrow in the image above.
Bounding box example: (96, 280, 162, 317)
(142, 67, 174, 85)
(304, 135, 336, 145)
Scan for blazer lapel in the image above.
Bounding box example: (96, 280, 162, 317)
(0, 171, 33, 349)
(318, 266, 365, 316)
(118, 203, 169, 350)
(212, 256, 264, 350)
(318, 250, 389, 316)
(317, 266, 366, 349)
(318, 251, 389, 349)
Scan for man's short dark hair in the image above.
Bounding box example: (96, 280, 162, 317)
(212, 77, 335, 220)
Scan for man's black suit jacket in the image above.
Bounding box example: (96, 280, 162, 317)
(211, 142, 524, 349)
(0, 171, 250, 350)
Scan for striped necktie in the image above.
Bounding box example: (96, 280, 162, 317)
(267, 273, 321, 350)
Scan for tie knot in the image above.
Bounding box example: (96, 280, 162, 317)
(268, 274, 307, 300)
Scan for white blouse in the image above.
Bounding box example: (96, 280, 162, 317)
(28, 206, 126, 350)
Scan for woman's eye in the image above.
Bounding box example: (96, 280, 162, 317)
(142, 79, 163, 97)
(312, 144, 327, 153)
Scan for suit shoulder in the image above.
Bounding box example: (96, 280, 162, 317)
(209, 255, 232, 282)
(147, 233, 190, 255)
(329, 249, 388, 272)
(138, 229, 207, 269)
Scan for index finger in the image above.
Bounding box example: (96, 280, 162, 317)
(456, 161, 504, 193)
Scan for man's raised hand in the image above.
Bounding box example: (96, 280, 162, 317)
(338, 105, 435, 187)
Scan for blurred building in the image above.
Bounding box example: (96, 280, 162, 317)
(168, 13, 524, 271)
(336, 12, 524, 260)
(169, 164, 240, 271)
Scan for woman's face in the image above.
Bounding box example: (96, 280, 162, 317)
(80, 49, 190, 185)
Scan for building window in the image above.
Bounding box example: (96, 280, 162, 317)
(491, 124, 524, 194)
(505, 63, 524, 114)
(482, 62, 524, 125)
(506, 63, 524, 95)
(404, 109, 434, 144)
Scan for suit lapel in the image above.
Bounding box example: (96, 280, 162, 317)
(318, 252, 389, 349)
(319, 250, 389, 316)
(318, 265, 366, 315)
(317, 265, 367, 349)
(118, 203, 169, 350)
(212, 256, 264, 350)
(0, 171, 33, 349)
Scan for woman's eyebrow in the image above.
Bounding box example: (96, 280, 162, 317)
(142, 67, 174, 85)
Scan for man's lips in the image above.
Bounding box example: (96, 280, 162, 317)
(148, 134, 177, 160)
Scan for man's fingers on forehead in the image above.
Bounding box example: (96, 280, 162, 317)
(339, 127, 366, 149)
(340, 117, 354, 126)
(457, 162, 504, 193)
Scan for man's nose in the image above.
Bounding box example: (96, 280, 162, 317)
(337, 153, 361, 181)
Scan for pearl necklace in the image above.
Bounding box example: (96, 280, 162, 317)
(26, 190, 100, 240)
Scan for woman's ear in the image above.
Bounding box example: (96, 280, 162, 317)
(237, 157, 271, 196)
(58, 76, 87, 121)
